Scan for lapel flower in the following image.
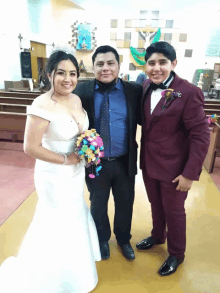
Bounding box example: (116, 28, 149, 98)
(161, 88, 182, 110)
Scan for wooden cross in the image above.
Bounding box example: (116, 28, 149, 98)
(18, 33, 23, 41)
(18, 33, 23, 49)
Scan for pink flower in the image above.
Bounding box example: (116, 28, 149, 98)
(96, 136, 103, 147)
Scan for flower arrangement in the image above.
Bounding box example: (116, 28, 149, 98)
(161, 89, 182, 110)
(207, 114, 220, 127)
(75, 129, 104, 178)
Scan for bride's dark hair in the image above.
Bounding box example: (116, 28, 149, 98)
(42, 50, 80, 91)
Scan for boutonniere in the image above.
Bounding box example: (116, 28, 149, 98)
(161, 89, 182, 110)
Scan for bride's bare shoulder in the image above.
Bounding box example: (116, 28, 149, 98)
(32, 92, 55, 111)
(71, 93, 83, 109)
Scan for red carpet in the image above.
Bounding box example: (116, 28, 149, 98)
(0, 143, 35, 225)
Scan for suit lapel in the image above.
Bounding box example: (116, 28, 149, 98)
(85, 80, 96, 126)
(142, 81, 151, 105)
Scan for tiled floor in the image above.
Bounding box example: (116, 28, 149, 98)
(0, 128, 220, 292)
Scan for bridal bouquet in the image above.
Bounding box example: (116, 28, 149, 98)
(75, 129, 104, 178)
(207, 114, 220, 128)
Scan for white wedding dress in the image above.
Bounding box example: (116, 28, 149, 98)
(0, 104, 101, 293)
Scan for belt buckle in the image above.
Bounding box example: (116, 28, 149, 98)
(107, 157, 116, 161)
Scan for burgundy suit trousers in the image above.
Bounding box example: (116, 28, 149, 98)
(142, 168, 188, 259)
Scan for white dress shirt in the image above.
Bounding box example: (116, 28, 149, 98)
(150, 76, 174, 114)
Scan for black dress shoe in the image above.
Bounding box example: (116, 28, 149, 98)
(136, 236, 159, 250)
(100, 242, 110, 260)
(158, 256, 184, 276)
(118, 243, 135, 261)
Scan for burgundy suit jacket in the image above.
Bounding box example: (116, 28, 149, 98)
(140, 72, 210, 182)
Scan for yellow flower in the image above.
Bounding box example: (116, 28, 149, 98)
(84, 130, 92, 136)
(86, 148, 93, 156)
(77, 139, 81, 146)
(90, 153, 95, 160)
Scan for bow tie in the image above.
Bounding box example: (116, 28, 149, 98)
(150, 82, 167, 90)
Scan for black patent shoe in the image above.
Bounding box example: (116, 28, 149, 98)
(158, 256, 184, 276)
(118, 243, 135, 261)
(100, 242, 110, 260)
(136, 236, 159, 250)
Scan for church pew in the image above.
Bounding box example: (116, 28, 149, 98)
(204, 109, 220, 116)
(0, 112, 26, 142)
(9, 88, 41, 94)
(0, 103, 27, 114)
(204, 104, 220, 110)
(0, 97, 34, 105)
(205, 100, 220, 105)
(0, 91, 39, 99)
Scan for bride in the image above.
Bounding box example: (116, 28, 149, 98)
(0, 50, 101, 292)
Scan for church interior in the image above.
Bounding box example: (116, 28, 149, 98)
(0, 0, 220, 292)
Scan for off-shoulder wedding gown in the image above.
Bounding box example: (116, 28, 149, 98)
(0, 104, 101, 293)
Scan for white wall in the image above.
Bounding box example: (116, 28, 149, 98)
(0, 0, 82, 89)
(1, 0, 219, 88)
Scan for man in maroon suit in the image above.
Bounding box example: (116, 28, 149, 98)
(136, 41, 210, 276)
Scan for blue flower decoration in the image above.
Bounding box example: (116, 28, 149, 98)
(90, 145, 95, 151)
(83, 139, 88, 144)
(96, 166, 102, 172)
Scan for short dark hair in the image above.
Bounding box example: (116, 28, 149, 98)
(92, 45, 120, 64)
(46, 50, 80, 78)
(145, 41, 176, 62)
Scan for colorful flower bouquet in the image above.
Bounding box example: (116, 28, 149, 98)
(207, 114, 220, 127)
(75, 129, 104, 178)
(161, 88, 182, 110)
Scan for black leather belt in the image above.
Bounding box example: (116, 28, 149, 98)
(102, 156, 118, 161)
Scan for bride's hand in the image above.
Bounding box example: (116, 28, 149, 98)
(66, 153, 80, 165)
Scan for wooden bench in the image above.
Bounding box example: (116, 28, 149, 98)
(9, 88, 41, 94)
(0, 103, 27, 114)
(204, 109, 220, 116)
(203, 99, 220, 172)
(0, 112, 26, 142)
(0, 90, 39, 142)
(204, 124, 220, 173)
(205, 100, 220, 105)
(0, 91, 39, 99)
(0, 97, 34, 105)
(204, 104, 220, 110)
